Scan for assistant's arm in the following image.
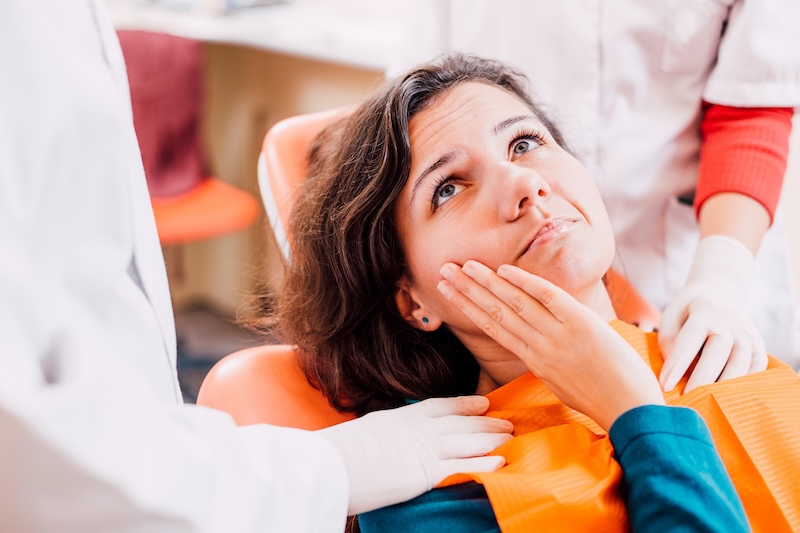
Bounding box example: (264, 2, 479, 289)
(658, 104, 793, 391)
(658, 0, 799, 389)
(697, 0, 798, 244)
(610, 405, 750, 533)
(695, 104, 793, 252)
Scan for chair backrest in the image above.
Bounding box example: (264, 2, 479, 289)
(197, 108, 661, 429)
(197, 344, 354, 429)
(257, 107, 352, 260)
(199, 107, 355, 429)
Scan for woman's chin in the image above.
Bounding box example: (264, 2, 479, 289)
(532, 261, 609, 302)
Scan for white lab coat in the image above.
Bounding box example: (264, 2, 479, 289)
(0, 1, 347, 531)
(392, 0, 800, 366)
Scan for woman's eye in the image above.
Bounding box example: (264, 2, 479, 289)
(433, 180, 465, 208)
(511, 136, 543, 157)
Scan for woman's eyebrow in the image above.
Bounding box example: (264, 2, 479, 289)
(410, 149, 459, 206)
(493, 114, 537, 135)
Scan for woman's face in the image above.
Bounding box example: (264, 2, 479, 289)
(395, 81, 615, 336)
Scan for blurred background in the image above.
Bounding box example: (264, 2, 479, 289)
(106, 0, 800, 402)
(108, 0, 408, 401)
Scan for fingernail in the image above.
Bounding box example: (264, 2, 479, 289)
(462, 262, 476, 277)
(440, 265, 454, 281)
(437, 280, 452, 298)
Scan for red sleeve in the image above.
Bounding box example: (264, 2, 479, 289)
(694, 103, 794, 224)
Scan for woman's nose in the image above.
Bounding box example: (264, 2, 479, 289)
(496, 164, 550, 221)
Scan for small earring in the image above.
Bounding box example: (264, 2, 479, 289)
(422, 317, 429, 325)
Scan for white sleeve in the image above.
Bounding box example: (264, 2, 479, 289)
(703, 0, 800, 107)
(0, 285, 348, 532)
(0, 1, 348, 531)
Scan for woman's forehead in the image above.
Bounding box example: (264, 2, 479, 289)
(408, 82, 545, 162)
(410, 82, 541, 137)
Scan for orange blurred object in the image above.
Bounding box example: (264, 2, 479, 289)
(150, 178, 259, 246)
(118, 30, 259, 245)
(197, 344, 354, 429)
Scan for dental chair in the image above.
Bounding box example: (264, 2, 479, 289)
(196, 108, 661, 429)
(196, 107, 355, 429)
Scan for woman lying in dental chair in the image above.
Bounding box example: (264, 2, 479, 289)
(253, 54, 800, 532)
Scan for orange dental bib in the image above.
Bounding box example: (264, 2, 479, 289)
(440, 320, 800, 532)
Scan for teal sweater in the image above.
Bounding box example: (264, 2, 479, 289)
(359, 405, 749, 532)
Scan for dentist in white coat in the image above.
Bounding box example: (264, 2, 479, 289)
(392, 0, 800, 382)
(0, 2, 512, 532)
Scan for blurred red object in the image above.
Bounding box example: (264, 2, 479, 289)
(118, 30, 258, 245)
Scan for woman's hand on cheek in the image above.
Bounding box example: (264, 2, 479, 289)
(438, 261, 664, 432)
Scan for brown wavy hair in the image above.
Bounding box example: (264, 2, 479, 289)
(261, 53, 569, 416)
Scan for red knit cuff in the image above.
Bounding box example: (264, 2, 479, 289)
(694, 103, 793, 223)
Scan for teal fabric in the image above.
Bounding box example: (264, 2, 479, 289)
(610, 405, 750, 532)
(359, 405, 748, 532)
(359, 481, 498, 533)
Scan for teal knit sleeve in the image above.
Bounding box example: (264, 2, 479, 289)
(609, 404, 750, 532)
(358, 481, 499, 533)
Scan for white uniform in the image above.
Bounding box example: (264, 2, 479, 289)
(393, 0, 800, 366)
(0, 1, 347, 531)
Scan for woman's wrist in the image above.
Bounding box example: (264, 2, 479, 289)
(602, 397, 665, 433)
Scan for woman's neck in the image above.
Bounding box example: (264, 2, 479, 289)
(464, 279, 617, 393)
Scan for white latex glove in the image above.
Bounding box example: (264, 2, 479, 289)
(659, 235, 768, 392)
(318, 396, 513, 515)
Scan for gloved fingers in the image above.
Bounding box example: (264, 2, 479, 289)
(433, 414, 514, 436)
(717, 334, 755, 383)
(437, 431, 514, 459)
(684, 332, 734, 392)
(657, 299, 689, 357)
(659, 314, 708, 391)
(435, 455, 506, 480)
(407, 395, 491, 417)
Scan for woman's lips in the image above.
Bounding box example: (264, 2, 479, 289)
(522, 217, 576, 255)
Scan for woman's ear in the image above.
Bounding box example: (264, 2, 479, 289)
(395, 276, 442, 331)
